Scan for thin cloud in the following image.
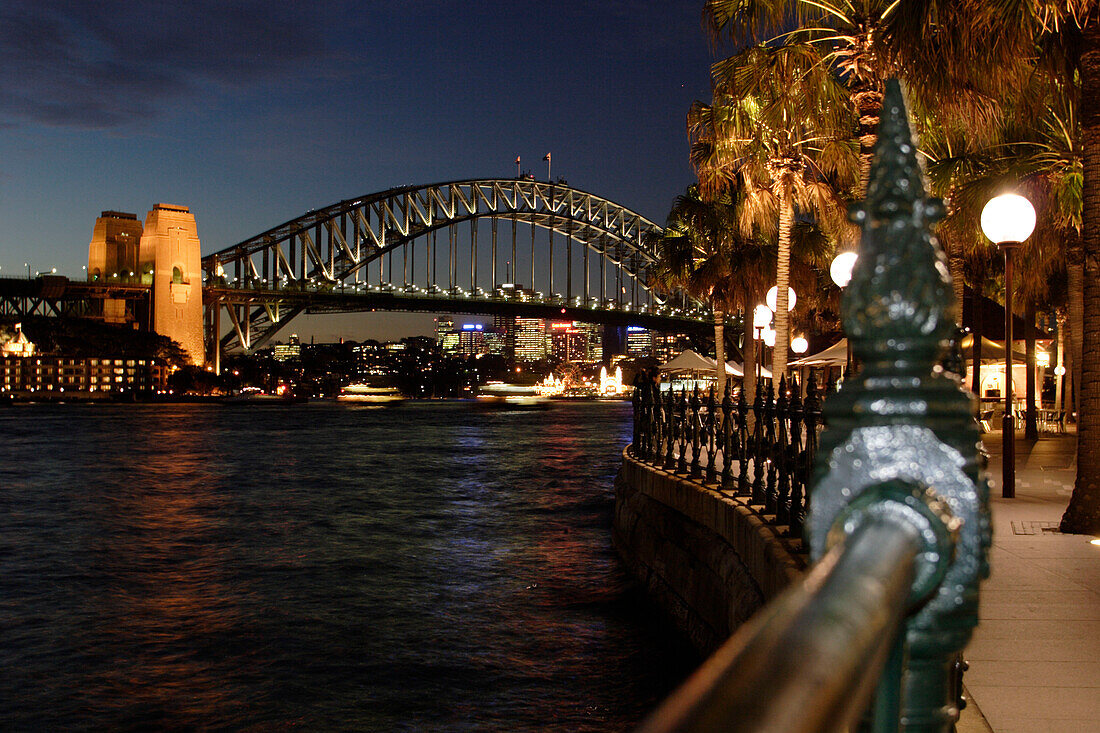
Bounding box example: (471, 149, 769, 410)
(0, 1, 343, 128)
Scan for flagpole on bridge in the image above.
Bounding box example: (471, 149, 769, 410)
(544, 152, 551, 182)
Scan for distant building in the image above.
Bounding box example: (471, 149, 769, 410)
(653, 332, 691, 363)
(574, 322, 603, 363)
(0, 323, 35, 358)
(549, 321, 602, 363)
(1, 356, 169, 395)
(513, 317, 546, 361)
(436, 317, 459, 354)
(457, 323, 486, 356)
(273, 334, 301, 362)
(626, 326, 653, 357)
(436, 317, 454, 345)
(494, 314, 516, 359)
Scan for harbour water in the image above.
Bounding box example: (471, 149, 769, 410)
(0, 401, 696, 730)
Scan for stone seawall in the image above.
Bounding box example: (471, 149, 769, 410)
(612, 448, 805, 654)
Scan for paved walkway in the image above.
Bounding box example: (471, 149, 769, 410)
(957, 429, 1100, 733)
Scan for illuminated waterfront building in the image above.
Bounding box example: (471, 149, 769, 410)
(1, 356, 169, 395)
(626, 326, 653, 357)
(273, 334, 301, 362)
(574, 322, 603, 363)
(457, 323, 486, 356)
(1, 323, 35, 358)
(653, 332, 691, 363)
(513, 317, 547, 361)
(549, 321, 602, 363)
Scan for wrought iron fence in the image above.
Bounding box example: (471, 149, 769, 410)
(630, 373, 825, 542)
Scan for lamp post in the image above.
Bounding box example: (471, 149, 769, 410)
(753, 304, 773, 381)
(981, 193, 1036, 499)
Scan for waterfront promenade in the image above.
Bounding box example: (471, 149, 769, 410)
(958, 430, 1100, 733)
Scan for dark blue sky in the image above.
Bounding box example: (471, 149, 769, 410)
(0, 1, 714, 340)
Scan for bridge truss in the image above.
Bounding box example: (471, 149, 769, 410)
(201, 179, 706, 359)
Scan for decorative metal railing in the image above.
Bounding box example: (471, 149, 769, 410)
(632, 79, 989, 733)
(630, 375, 824, 543)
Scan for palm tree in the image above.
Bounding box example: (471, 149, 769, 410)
(649, 186, 772, 398)
(891, 2, 1100, 533)
(703, 0, 1012, 196)
(690, 42, 857, 379)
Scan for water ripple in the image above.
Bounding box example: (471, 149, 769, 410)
(0, 401, 695, 731)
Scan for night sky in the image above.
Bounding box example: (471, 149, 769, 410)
(0, 1, 713, 341)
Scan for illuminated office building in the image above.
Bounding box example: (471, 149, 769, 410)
(513, 318, 547, 361)
(626, 326, 653, 357)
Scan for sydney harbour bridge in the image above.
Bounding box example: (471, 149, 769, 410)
(0, 179, 711, 367)
(200, 179, 709, 362)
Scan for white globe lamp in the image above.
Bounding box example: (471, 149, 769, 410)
(753, 304, 773, 330)
(980, 194, 1036, 245)
(791, 336, 809, 354)
(830, 251, 858, 288)
(766, 285, 796, 312)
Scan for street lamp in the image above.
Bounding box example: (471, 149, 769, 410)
(753, 304, 773, 380)
(830, 251, 858, 288)
(981, 192, 1036, 499)
(831, 251, 858, 373)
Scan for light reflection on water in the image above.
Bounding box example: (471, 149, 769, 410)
(0, 401, 695, 731)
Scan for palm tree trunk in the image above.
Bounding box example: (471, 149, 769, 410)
(943, 229, 966, 323)
(714, 309, 726, 396)
(1067, 230, 1084, 422)
(1062, 22, 1100, 534)
(852, 77, 884, 196)
(1025, 301, 1038, 441)
(1064, 324, 1074, 417)
(774, 194, 793, 380)
(743, 309, 756, 407)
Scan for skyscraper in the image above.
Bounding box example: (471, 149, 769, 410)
(626, 327, 653, 358)
(513, 318, 547, 362)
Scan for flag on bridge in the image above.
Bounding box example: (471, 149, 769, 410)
(543, 152, 551, 162)
(515, 156, 520, 165)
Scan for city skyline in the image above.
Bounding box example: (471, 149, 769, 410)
(0, 1, 711, 341)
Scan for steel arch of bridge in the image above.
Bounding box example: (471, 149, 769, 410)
(202, 178, 706, 354)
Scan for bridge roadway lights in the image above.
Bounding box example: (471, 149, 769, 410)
(198, 179, 701, 347)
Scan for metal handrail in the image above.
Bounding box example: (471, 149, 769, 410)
(626, 80, 990, 733)
(637, 515, 921, 733)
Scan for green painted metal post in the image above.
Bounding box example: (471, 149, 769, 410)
(809, 80, 991, 732)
